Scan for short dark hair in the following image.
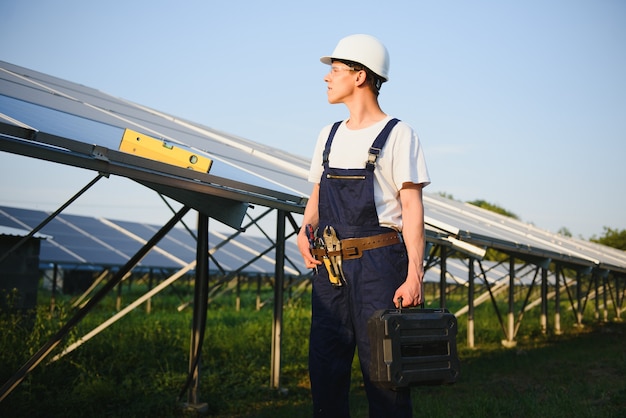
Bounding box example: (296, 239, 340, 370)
(334, 59, 384, 96)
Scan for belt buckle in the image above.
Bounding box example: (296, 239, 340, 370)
(344, 246, 360, 259)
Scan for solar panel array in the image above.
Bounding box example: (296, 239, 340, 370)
(1, 60, 625, 275)
(2, 204, 516, 286)
(0, 205, 304, 275)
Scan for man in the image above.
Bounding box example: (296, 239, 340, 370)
(297, 34, 430, 417)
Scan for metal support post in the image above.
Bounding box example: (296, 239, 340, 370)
(50, 263, 59, 314)
(185, 212, 210, 412)
(602, 273, 609, 322)
(270, 210, 286, 391)
(236, 276, 241, 311)
(593, 269, 600, 320)
(615, 274, 623, 320)
(467, 257, 475, 348)
(147, 268, 153, 314)
(256, 275, 262, 311)
(540, 267, 548, 333)
(555, 265, 562, 334)
(502, 256, 517, 347)
(439, 246, 447, 308)
(576, 270, 583, 327)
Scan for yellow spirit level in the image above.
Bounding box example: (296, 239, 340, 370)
(119, 129, 212, 173)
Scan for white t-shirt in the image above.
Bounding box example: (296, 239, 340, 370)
(308, 116, 430, 231)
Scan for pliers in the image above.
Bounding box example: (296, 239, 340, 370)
(323, 225, 345, 286)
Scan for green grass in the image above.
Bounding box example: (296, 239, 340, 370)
(1, 281, 625, 417)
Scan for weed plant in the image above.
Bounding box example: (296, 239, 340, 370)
(0, 280, 624, 417)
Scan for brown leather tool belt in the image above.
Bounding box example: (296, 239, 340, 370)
(311, 231, 402, 260)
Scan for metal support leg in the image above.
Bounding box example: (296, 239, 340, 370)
(540, 267, 548, 334)
(467, 257, 475, 348)
(576, 270, 583, 327)
(50, 263, 59, 314)
(270, 210, 286, 391)
(555, 265, 562, 334)
(602, 273, 609, 322)
(615, 274, 623, 320)
(147, 268, 153, 314)
(502, 256, 517, 347)
(439, 246, 447, 308)
(185, 212, 209, 412)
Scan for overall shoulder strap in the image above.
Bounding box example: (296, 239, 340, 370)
(366, 118, 400, 170)
(322, 121, 342, 167)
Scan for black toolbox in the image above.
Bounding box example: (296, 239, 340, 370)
(367, 307, 460, 388)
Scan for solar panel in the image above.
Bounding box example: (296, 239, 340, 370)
(0, 62, 311, 199)
(0, 205, 304, 273)
(423, 194, 626, 271)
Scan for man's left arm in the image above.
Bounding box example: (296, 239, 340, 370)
(393, 182, 425, 307)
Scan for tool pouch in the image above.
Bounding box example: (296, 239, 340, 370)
(322, 226, 344, 287)
(320, 255, 342, 287)
(309, 230, 343, 287)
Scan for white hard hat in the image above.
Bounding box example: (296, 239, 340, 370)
(320, 34, 390, 81)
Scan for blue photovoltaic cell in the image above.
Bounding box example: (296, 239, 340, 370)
(110, 220, 197, 266)
(0, 206, 301, 272)
(0, 95, 123, 148)
(0, 94, 305, 196)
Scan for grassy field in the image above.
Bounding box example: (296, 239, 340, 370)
(1, 280, 625, 417)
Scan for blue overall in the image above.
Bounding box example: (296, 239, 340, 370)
(309, 119, 412, 418)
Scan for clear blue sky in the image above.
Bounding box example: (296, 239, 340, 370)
(1, 0, 624, 239)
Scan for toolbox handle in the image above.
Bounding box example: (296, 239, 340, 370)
(397, 297, 424, 311)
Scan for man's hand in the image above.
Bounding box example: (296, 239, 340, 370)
(298, 184, 323, 270)
(298, 229, 322, 269)
(393, 276, 422, 308)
